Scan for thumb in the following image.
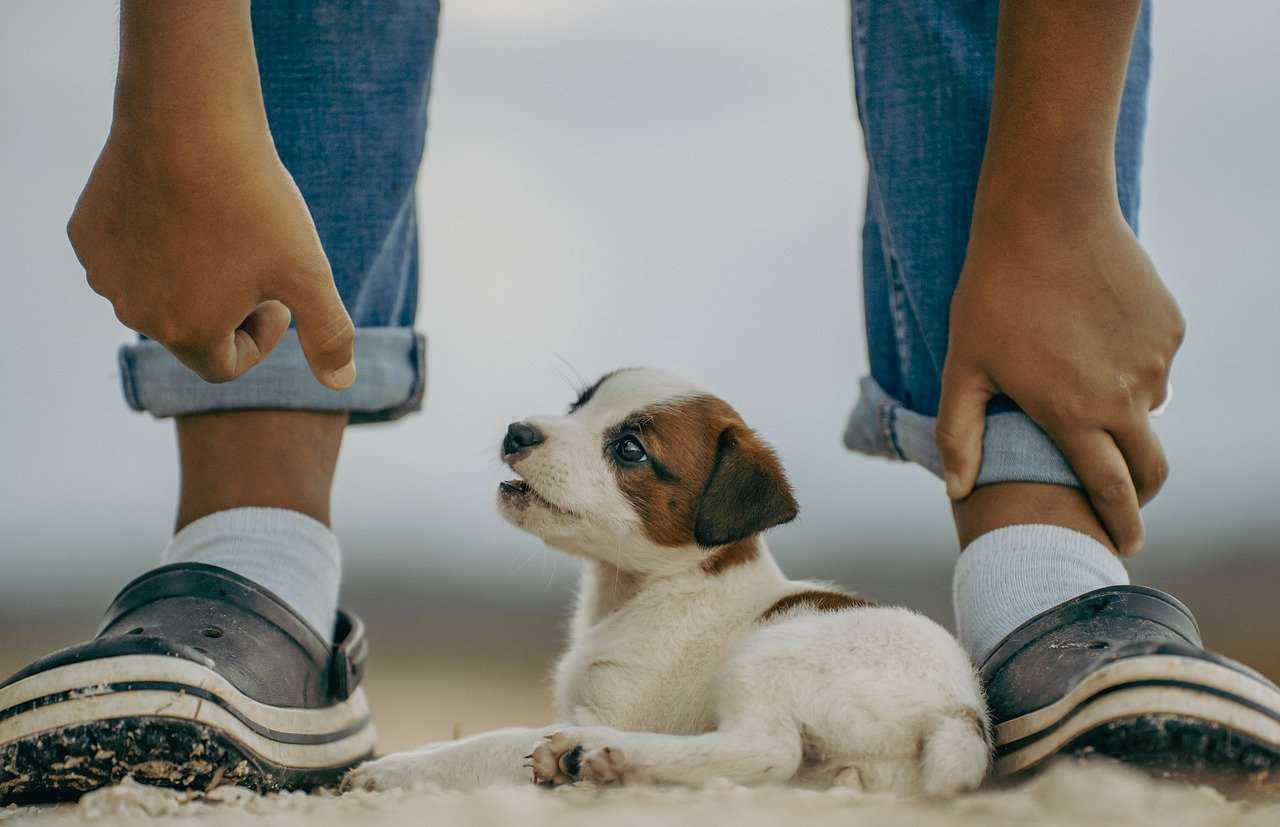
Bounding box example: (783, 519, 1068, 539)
(935, 363, 994, 500)
(278, 271, 357, 390)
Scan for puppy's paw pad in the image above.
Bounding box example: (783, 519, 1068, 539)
(580, 745, 628, 785)
(529, 732, 583, 787)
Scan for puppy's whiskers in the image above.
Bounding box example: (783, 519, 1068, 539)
(508, 541, 545, 577)
(552, 354, 587, 393)
(611, 543, 622, 602)
(543, 547, 559, 593)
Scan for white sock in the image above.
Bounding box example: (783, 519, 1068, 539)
(952, 524, 1129, 664)
(161, 507, 341, 640)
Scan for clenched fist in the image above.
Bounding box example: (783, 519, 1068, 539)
(69, 1, 355, 390)
(69, 118, 355, 389)
(938, 202, 1184, 555)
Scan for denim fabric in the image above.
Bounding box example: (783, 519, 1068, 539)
(118, 0, 440, 424)
(844, 1, 1152, 486)
(120, 329, 427, 424)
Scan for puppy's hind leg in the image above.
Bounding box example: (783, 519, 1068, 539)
(920, 711, 990, 796)
(531, 723, 804, 788)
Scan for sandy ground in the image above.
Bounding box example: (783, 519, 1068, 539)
(6, 658, 1280, 827)
(5, 568, 1280, 826)
(3, 658, 1279, 826)
(3, 761, 1279, 827)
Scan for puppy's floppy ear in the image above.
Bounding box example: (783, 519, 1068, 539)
(693, 426, 798, 547)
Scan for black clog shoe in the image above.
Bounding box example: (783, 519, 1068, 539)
(984, 585, 1280, 791)
(0, 563, 374, 804)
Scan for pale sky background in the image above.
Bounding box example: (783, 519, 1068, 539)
(1, 1, 1277, 615)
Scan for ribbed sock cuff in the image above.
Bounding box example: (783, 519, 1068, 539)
(161, 507, 341, 640)
(953, 524, 1129, 664)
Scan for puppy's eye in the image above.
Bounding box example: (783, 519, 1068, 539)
(612, 436, 648, 464)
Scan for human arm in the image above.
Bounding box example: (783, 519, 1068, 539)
(936, 1, 1184, 555)
(68, 1, 356, 388)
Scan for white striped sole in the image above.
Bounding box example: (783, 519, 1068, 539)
(995, 655, 1280, 775)
(0, 655, 375, 771)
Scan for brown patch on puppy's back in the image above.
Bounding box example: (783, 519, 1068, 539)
(757, 590, 876, 623)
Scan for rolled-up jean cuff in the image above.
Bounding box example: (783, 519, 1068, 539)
(118, 327, 427, 425)
(843, 376, 1080, 488)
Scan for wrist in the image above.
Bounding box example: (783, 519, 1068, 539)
(972, 157, 1123, 239)
(104, 109, 280, 187)
(113, 43, 268, 135)
(112, 85, 269, 145)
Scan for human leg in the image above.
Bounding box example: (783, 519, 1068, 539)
(846, 0, 1280, 787)
(0, 0, 439, 803)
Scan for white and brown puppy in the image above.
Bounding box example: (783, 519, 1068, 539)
(346, 368, 989, 795)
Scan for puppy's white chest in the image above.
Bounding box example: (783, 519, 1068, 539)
(555, 617, 724, 734)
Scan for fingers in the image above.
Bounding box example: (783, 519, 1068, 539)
(169, 332, 240, 384)
(275, 270, 356, 390)
(1054, 429, 1144, 555)
(146, 301, 292, 385)
(235, 300, 293, 372)
(936, 365, 995, 500)
(1110, 415, 1169, 507)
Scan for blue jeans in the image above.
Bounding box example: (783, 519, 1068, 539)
(119, 0, 440, 425)
(843, 1, 1151, 486)
(118, 1, 1152, 485)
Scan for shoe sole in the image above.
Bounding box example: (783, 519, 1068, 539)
(0, 654, 376, 804)
(995, 654, 1280, 789)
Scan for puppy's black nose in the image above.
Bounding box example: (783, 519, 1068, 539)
(503, 421, 544, 456)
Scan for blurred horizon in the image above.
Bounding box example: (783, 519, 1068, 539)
(2, 0, 1277, 677)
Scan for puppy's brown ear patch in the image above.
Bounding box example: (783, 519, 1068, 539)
(693, 427, 798, 547)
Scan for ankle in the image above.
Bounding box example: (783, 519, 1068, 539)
(952, 482, 1116, 554)
(953, 525, 1128, 661)
(175, 410, 346, 531)
(162, 507, 342, 638)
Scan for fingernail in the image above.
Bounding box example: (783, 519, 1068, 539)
(944, 472, 961, 499)
(328, 360, 356, 389)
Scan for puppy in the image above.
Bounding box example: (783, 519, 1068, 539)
(346, 368, 989, 795)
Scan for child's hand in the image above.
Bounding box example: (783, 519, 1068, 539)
(937, 201, 1184, 555)
(68, 116, 355, 389)
(67, 1, 355, 390)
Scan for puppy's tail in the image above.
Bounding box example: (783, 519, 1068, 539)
(920, 707, 991, 797)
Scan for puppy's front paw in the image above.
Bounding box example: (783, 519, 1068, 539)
(528, 730, 580, 787)
(342, 752, 435, 793)
(529, 729, 630, 787)
(578, 744, 629, 785)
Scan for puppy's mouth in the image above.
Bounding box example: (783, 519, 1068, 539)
(499, 477, 572, 516)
